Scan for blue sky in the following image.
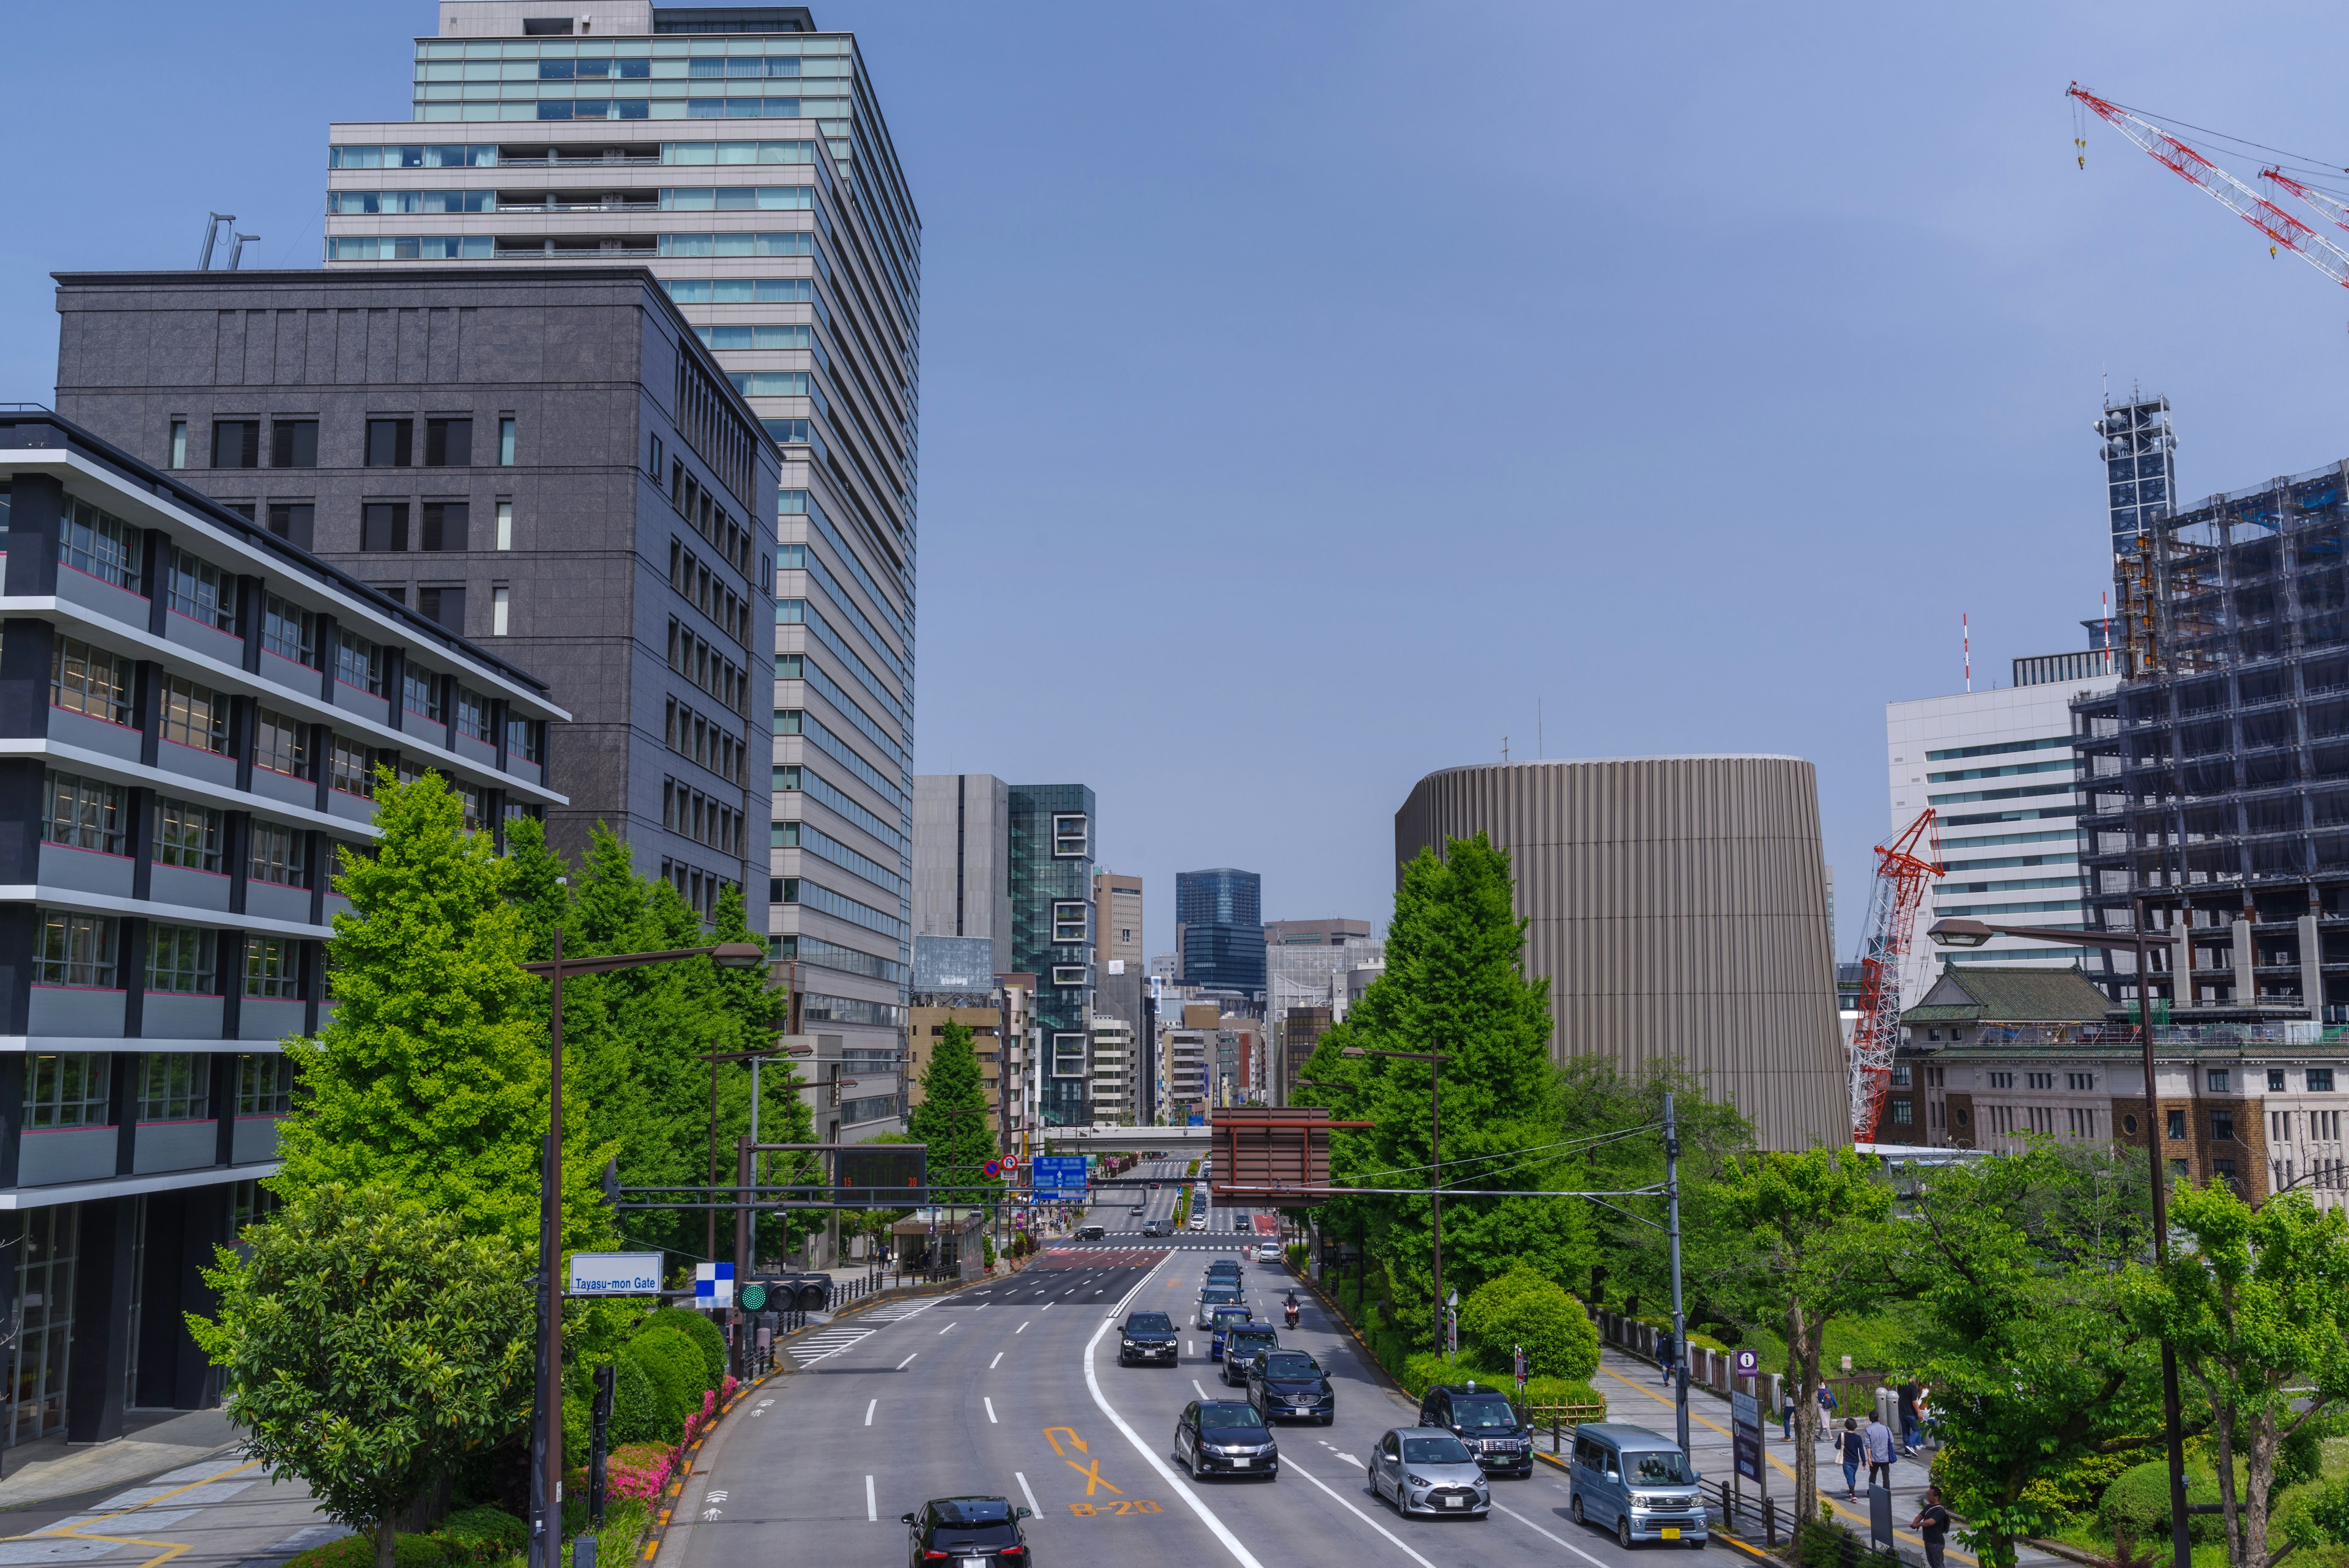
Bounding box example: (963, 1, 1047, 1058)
(10, 2, 2349, 960)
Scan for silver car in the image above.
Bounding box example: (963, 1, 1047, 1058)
(1367, 1427, 1491, 1518)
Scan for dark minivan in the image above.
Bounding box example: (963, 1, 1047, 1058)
(1118, 1310, 1179, 1366)
(900, 1496, 1033, 1567)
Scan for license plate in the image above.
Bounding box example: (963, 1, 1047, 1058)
(1231, 1457, 1250, 1468)
(1293, 1405, 1313, 1413)
(962, 1559, 989, 1567)
(1444, 1496, 1466, 1509)
(1662, 1529, 1682, 1540)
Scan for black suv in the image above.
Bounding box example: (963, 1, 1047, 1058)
(1419, 1382, 1534, 1478)
(1247, 1349, 1335, 1423)
(1221, 1325, 1280, 1385)
(1118, 1310, 1179, 1366)
(900, 1496, 1033, 1566)
(1076, 1224, 1105, 1241)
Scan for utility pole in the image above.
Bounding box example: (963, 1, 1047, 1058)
(1664, 1090, 1690, 1458)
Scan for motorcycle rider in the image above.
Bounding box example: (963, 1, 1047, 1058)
(1283, 1288, 1301, 1328)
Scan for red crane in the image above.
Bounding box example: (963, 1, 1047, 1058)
(1849, 808, 1942, 1143)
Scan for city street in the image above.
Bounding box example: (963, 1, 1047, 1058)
(666, 1157, 1674, 1568)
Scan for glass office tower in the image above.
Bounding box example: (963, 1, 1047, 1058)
(1176, 867, 1266, 996)
(1009, 786, 1096, 1127)
(324, 1, 919, 1132)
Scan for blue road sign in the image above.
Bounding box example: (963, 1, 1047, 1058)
(1030, 1155, 1088, 1194)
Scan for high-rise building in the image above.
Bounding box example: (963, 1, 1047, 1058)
(313, 0, 921, 1120)
(1008, 785, 1094, 1125)
(0, 409, 569, 1446)
(1264, 921, 1381, 1106)
(53, 267, 778, 927)
(1175, 866, 1264, 997)
(1094, 871, 1143, 967)
(1262, 916, 1371, 947)
(908, 934, 1006, 1132)
(1089, 1014, 1137, 1124)
(913, 774, 1011, 976)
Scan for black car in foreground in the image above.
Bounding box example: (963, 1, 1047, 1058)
(1118, 1310, 1179, 1366)
(901, 1496, 1033, 1566)
(1173, 1400, 1279, 1481)
(1419, 1382, 1535, 1478)
(1247, 1350, 1335, 1423)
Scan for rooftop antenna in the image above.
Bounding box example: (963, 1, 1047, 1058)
(1537, 698, 1545, 760)
(1963, 612, 1972, 693)
(1501, 735, 1510, 764)
(197, 214, 235, 270)
(229, 233, 260, 270)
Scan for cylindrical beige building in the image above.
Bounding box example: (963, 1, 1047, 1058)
(1395, 756, 1847, 1150)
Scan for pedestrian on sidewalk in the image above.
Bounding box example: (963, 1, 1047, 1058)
(1911, 1486, 1953, 1568)
(1896, 1378, 1922, 1455)
(1864, 1413, 1895, 1490)
(1816, 1382, 1838, 1445)
(1838, 1418, 1865, 1501)
(1915, 1384, 1938, 1448)
(1657, 1331, 1677, 1386)
(1780, 1387, 1797, 1440)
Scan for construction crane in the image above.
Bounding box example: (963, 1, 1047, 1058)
(2068, 84, 2349, 289)
(1849, 808, 1942, 1143)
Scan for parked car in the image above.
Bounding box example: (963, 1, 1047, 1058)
(1418, 1383, 1535, 1479)
(1247, 1350, 1334, 1424)
(1367, 1427, 1490, 1518)
(1209, 1304, 1252, 1358)
(1222, 1325, 1280, 1385)
(1194, 1286, 1244, 1328)
(1567, 1422, 1708, 1549)
(1118, 1310, 1179, 1367)
(899, 1496, 1033, 1567)
(1173, 1400, 1279, 1481)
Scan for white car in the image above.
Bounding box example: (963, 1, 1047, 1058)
(1189, 1205, 1208, 1230)
(1255, 1242, 1282, 1263)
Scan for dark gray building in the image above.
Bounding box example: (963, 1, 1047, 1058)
(52, 266, 776, 924)
(0, 407, 567, 1447)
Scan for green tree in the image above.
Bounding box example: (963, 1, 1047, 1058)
(2121, 1184, 2349, 1568)
(1709, 1147, 1899, 1526)
(1303, 835, 1589, 1348)
(909, 1020, 999, 1205)
(188, 1184, 533, 1568)
(273, 769, 604, 1257)
(1458, 1265, 1600, 1381)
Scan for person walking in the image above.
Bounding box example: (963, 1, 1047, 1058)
(1657, 1331, 1677, 1386)
(1864, 1411, 1896, 1490)
(1912, 1486, 1953, 1568)
(1896, 1378, 1922, 1456)
(1816, 1383, 1838, 1446)
(1780, 1387, 1798, 1441)
(1915, 1383, 1937, 1448)
(1838, 1418, 1865, 1501)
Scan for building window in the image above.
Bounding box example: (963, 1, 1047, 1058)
(455, 686, 491, 743)
(270, 418, 319, 468)
(267, 502, 316, 549)
(2211, 1110, 2237, 1143)
(24, 1053, 110, 1128)
(1051, 900, 1089, 946)
(2167, 1108, 2187, 1140)
(2069, 1072, 2096, 1090)
(169, 419, 187, 469)
(403, 667, 445, 724)
(492, 585, 510, 635)
(154, 797, 226, 872)
(138, 1052, 210, 1120)
(2214, 1157, 2240, 1192)
(49, 637, 132, 726)
(245, 937, 300, 999)
(262, 595, 317, 666)
(421, 502, 470, 552)
(1890, 1100, 1914, 1126)
(255, 709, 311, 778)
(495, 500, 513, 550)
(2271, 1069, 2288, 1092)
(166, 549, 238, 632)
(160, 677, 230, 754)
(498, 417, 516, 466)
(2208, 1069, 2231, 1093)
(1051, 1031, 1087, 1079)
(1052, 964, 1089, 988)
(58, 497, 141, 593)
(40, 771, 127, 856)
(336, 630, 385, 695)
(423, 417, 472, 467)
(365, 418, 414, 467)
(362, 502, 410, 552)
(248, 822, 308, 886)
(328, 736, 373, 798)
(419, 586, 466, 630)
(1890, 1062, 1912, 1088)
(648, 432, 663, 478)
(1052, 812, 1089, 858)
(2313, 1068, 2337, 1092)
(507, 715, 541, 762)
(238, 1053, 295, 1116)
(35, 911, 118, 989)
(146, 926, 218, 995)
(210, 420, 260, 469)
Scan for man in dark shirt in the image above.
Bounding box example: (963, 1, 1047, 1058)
(1912, 1486, 1953, 1568)
(1896, 1379, 1922, 1454)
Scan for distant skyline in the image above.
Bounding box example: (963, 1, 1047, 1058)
(10, 3, 2349, 962)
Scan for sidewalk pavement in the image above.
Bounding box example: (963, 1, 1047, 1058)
(0, 1406, 243, 1510)
(1590, 1345, 2067, 1568)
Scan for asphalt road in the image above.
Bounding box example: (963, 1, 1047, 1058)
(679, 1157, 1690, 1568)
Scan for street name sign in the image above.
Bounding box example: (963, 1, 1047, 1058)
(568, 1252, 662, 1295)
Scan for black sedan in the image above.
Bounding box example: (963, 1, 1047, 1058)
(1172, 1400, 1279, 1481)
(1117, 1310, 1179, 1367)
(900, 1496, 1033, 1567)
(1221, 1325, 1280, 1386)
(1247, 1350, 1335, 1424)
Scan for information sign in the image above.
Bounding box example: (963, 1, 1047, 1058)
(1031, 1155, 1088, 1194)
(1731, 1389, 1763, 1482)
(568, 1252, 662, 1296)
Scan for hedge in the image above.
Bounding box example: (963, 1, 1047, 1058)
(2101, 1460, 2228, 1547)
(609, 1348, 666, 1446)
(638, 1308, 726, 1391)
(434, 1507, 525, 1566)
(1459, 1267, 1600, 1382)
(626, 1328, 707, 1440)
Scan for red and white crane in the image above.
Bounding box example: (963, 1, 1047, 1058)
(1849, 808, 1942, 1143)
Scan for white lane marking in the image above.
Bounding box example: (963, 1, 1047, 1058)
(940, 1321, 958, 1336)
(866, 1475, 876, 1522)
(985, 1397, 998, 1424)
(1015, 1471, 1042, 1517)
(1042, 1302, 1053, 1311)
(1493, 1502, 1616, 1568)
(990, 1351, 1004, 1369)
(1018, 1321, 1031, 1334)
(1193, 1378, 1210, 1399)
(1187, 1341, 1195, 1355)
(896, 1353, 918, 1370)
(1080, 1255, 1266, 1568)
(864, 1399, 876, 1425)
(1282, 1457, 1438, 1568)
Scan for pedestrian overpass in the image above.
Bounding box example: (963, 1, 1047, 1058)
(1033, 1124, 1211, 1153)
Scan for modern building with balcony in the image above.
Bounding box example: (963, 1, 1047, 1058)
(0, 407, 568, 1447)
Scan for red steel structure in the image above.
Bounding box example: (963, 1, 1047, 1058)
(1849, 808, 1942, 1142)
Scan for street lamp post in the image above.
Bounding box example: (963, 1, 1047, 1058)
(1926, 913, 2189, 1568)
(518, 933, 767, 1568)
(1341, 1046, 1452, 1345)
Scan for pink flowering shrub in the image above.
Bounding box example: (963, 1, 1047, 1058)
(604, 1441, 677, 1501)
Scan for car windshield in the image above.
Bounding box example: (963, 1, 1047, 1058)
(1454, 1397, 1518, 1430)
(1403, 1435, 1475, 1465)
(1262, 1353, 1320, 1379)
(1201, 1403, 1267, 1429)
(1229, 1331, 1276, 1351)
(1126, 1313, 1172, 1333)
(1628, 1450, 1694, 1485)
(1212, 1309, 1250, 1326)
(1202, 1287, 1240, 1302)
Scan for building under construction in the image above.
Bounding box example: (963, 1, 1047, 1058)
(2073, 392, 2349, 1022)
